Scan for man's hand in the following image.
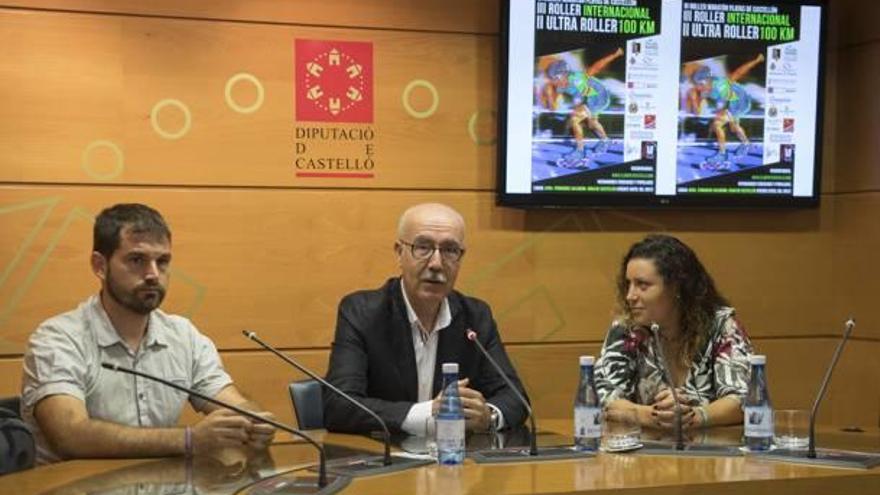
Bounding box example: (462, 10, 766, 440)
(206, 385, 275, 451)
(431, 378, 493, 431)
(458, 379, 492, 431)
(191, 409, 252, 455)
(246, 411, 277, 450)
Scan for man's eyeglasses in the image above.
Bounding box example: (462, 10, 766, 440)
(398, 240, 465, 263)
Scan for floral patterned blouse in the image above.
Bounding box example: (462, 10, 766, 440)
(594, 307, 753, 407)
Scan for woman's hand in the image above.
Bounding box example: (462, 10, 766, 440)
(650, 388, 694, 430)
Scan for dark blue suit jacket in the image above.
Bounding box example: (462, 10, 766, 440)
(323, 278, 530, 433)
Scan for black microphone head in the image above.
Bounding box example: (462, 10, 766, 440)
(101, 362, 119, 371)
(242, 330, 257, 340)
(465, 329, 477, 342)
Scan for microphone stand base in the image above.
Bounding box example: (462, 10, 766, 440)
(638, 441, 742, 457)
(470, 446, 595, 464)
(314, 454, 434, 477)
(755, 448, 880, 469)
(241, 472, 351, 495)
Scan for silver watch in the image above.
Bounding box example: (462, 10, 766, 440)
(488, 408, 500, 431)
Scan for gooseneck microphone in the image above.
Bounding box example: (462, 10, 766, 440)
(241, 331, 399, 466)
(465, 329, 538, 456)
(100, 362, 329, 488)
(807, 318, 855, 459)
(753, 316, 880, 467)
(649, 323, 685, 450)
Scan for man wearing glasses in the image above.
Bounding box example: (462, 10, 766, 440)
(323, 203, 529, 435)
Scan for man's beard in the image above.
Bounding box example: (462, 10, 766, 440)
(105, 267, 166, 315)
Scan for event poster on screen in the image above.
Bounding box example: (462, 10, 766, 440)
(504, 0, 823, 203)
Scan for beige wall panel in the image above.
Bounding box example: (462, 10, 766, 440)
(819, 47, 837, 194)
(507, 343, 600, 420)
(833, 42, 880, 193)
(832, 193, 880, 340)
(201, 350, 331, 428)
(0, 350, 325, 428)
(5, 338, 876, 428)
(0, 359, 22, 397)
(216, 345, 603, 427)
(0, 187, 839, 356)
(0, 187, 613, 351)
(1, 1, 500, 34)
(476, 204, 837, 341)
(677, 231, 834, 337)
(0, 9, 497, 190)
(0, 345, 605, 427)
(760, 339, 879, 428)
(831, 0, 880, 47)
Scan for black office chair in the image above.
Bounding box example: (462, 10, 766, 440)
(288, 380, 324, 430)
(0, 396, 35, 475)
(0, 397, 19, 416)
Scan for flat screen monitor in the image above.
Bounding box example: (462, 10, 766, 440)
(498, 0, 827, 208)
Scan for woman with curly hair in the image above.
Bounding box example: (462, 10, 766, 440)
(595, 234, 752, 430)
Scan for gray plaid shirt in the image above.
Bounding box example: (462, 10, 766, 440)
(21, 295, 232, 464)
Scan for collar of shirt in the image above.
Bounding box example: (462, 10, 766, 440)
(400, 280, 452, 402)
(87, 294, 168, 350)
(399, 280, 452, 340)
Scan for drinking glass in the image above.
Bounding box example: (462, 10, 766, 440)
(424, 415, 438, 459)
(774, 409, 809, 450)
(603, 407, 641, 451)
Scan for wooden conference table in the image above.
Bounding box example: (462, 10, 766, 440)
(2, 420, 879, 494)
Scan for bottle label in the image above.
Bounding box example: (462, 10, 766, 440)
(436, 418, 465, 451)
(574, 406, 602, 438)
(744, 406, 773, 437)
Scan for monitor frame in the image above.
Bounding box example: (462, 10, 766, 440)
(496, 0, 828, 209)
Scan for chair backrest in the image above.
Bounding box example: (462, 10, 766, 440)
(0, 397, 20, 416)
(0, 396, 34, 475)
(289, 379, 324, 430)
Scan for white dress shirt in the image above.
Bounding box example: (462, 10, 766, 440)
(398, 283, 503, 435)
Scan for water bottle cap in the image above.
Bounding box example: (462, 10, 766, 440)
(749, 354, 766, 365)
(579, 355, 594, 366)
(442, 362, 459, 373)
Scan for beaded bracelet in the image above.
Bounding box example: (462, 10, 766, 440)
(184, 426, 193, 457)
(695, 406, 710, 428)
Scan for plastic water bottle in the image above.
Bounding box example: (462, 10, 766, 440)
(436, 362, 465, 465)
(574, 355, 602, 451)
(744, 354, 773, 451)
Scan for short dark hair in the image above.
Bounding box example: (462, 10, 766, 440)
(93, 203, 171, 258)
(616, 234, 729, 360)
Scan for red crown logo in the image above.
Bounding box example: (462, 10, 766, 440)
(295, 39, 373, 123)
